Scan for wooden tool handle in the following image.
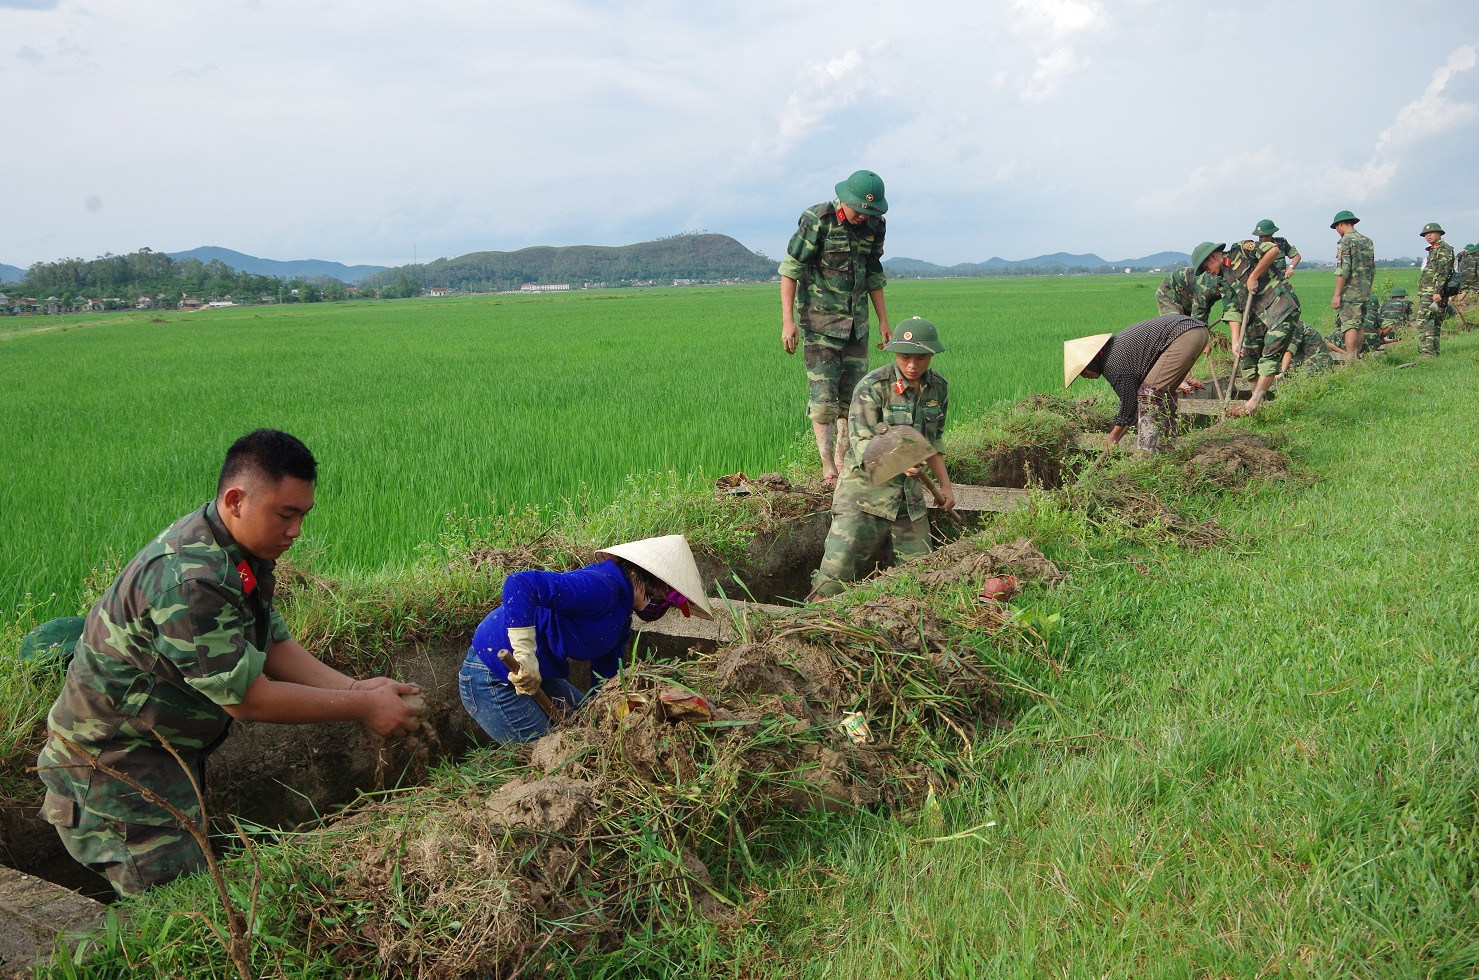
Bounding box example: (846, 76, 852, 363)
(915, 471, 962, 524)
(496, 649, 563, 724)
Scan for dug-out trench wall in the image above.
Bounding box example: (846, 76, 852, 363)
(4, 448, 1062, 899)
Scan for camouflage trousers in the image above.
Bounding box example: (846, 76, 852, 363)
(1237, 310, 1297, 380)
(812, 509, 930, 597)
(803, 329, 868, 424)
(1334, 295, 1369, 335)
(1286, 324, 1334, 374)
(42, 790, 207, 897)
(1417, 305, 1443, 355)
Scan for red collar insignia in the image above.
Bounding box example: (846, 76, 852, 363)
(237, 560, 257, 595)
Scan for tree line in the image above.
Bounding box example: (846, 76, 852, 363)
(7, 248, 361, 308)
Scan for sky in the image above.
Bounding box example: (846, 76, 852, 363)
(4, 0, 1478, 271)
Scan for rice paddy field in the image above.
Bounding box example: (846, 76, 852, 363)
(1, 273, 1349, 614)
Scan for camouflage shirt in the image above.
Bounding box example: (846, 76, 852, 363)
(1458, 251, 1478, 291)
(834, 362, 948, 522)
(1378, 296, 1412, 327)
(1155, 268, 1242, 323)
(777, 200, 887, 340)
(37, 502, 286, 826)
(1334, 229, 1374, 300)
(1418, 241, 1455, 299)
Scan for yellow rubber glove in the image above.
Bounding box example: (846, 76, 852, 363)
(505, 626, 542, 696)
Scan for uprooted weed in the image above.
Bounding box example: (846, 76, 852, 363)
(233, 565, 1074, 978)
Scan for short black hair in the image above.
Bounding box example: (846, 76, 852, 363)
(217, 429, 317, 496)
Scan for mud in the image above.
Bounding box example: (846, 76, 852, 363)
(1184, 434, 1295, 488)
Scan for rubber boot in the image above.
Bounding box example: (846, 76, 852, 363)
(1158, 388, 1180, 450)
(1135, 385, 1163, 454)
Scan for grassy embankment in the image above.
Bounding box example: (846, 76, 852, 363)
(743, 332, 1479, 976)
(36, 289, 1471, 977)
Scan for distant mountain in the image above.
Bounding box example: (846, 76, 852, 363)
(364, 233, 777, 292)
(166, 247, 387, 284)
(0, 263, 24, 283)
(886, 251, 1192, 277)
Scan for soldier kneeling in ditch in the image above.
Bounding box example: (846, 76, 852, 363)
(809, 317, 955, 599)
(1065, 314, 1211, 454)
(34, 429, 423, 896)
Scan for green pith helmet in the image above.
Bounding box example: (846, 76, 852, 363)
(1190, 241, 1226, 272)
(1467, 243, 1479, 254)
(1420, 222, 1445, 236)
(1390, 287, 1407, 298)
(1330, 210, 1359, 229)
(1253, 219, 1278, 236)
(18, 616, 85, 665)
(835, 170, 888, 216)
(885, 316, 945, 354)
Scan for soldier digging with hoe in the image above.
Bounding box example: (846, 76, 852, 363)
(35, 429, 423, 896)
(779, 170, 892, 488)
(809, 317, 953, 598)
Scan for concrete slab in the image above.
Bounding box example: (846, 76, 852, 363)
(0, 865, 108, 973)
(948, 484, 1031, 514)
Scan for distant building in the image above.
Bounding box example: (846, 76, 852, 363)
(520, 283, 571, 292)
(429, 287, 452, 297)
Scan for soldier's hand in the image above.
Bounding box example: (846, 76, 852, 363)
(1330, 296, 1341, 310)
(352, 676, 417, 694)
(877, 324, 892, 350)
(782, 323, 799, 355)
(362, 685, 422, 738)
(938, 487, 957, 512)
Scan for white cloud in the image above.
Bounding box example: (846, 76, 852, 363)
(1021, 47, 1089, 102)
(753, 50, 871, 160)
(1011, 0, 1104, 39)
(1377, 44, 1478, 150)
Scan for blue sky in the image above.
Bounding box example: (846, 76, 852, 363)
(3, 0, 1476, 269)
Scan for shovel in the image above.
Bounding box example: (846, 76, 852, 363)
(863, 424, 958, 520)
(496, 650, 563, 725)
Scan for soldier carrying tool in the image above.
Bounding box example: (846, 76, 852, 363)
(810, 317, 953, 598)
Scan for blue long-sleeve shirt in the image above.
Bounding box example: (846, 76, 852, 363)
(471, 561, 634, 682)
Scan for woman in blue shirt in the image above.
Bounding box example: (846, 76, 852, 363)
(459, 534, 713, 742)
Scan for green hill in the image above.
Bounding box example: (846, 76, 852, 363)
(362, 233, 777, 292)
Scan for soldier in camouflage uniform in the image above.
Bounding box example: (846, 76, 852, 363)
(1329, 211, 1374, 360)
(1156, 241, 1241, 322)
(36, 430, 422, 896)
(1225, 223, 1303, 416)
(1281, 320, 1336, 376)
(1415, 222, 1455, 356)
(1378, 287, 1412, 341)
(779, 170, 892, 486)
(810, 318, 952, 598)
(1453, 244, 1479, 328)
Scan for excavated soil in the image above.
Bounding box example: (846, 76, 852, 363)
(1184, 434, 1296, 488)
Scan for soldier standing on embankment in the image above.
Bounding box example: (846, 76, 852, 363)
(779, 170, 892, 488)
(1453, 243, 1479, 326)
(1329, 210, 1374, 361)
(1415, 222, 1455, 356)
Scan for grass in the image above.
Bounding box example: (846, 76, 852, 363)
(746, 333, 1478, 976)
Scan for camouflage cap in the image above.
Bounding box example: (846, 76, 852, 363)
(18, 616, 85, 664)
(1390, 287, 1407, 297)
(1330, 210, 1359, 229)
(885, 316, 945, 354)
(1190, 242, 1226, 271)
(835, 170, 888, 216)
(1420, 222, 1444, 236)
(1253, 219, 1279, 236)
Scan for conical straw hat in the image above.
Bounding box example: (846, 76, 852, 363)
(594, 534, 714, 620)
(1063, 334, 1113, 388)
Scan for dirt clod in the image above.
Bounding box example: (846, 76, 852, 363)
(1185, 434, 1293, 487)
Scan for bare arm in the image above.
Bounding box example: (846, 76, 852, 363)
(869, 287, 891, 349)
(1248, 248, 1279, 291)
(780, 276, 799, 354)
(1107, 424, 1128, 446)
(222, 638, 420, 735)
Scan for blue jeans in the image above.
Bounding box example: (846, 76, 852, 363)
(458, 650, 592, 743)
